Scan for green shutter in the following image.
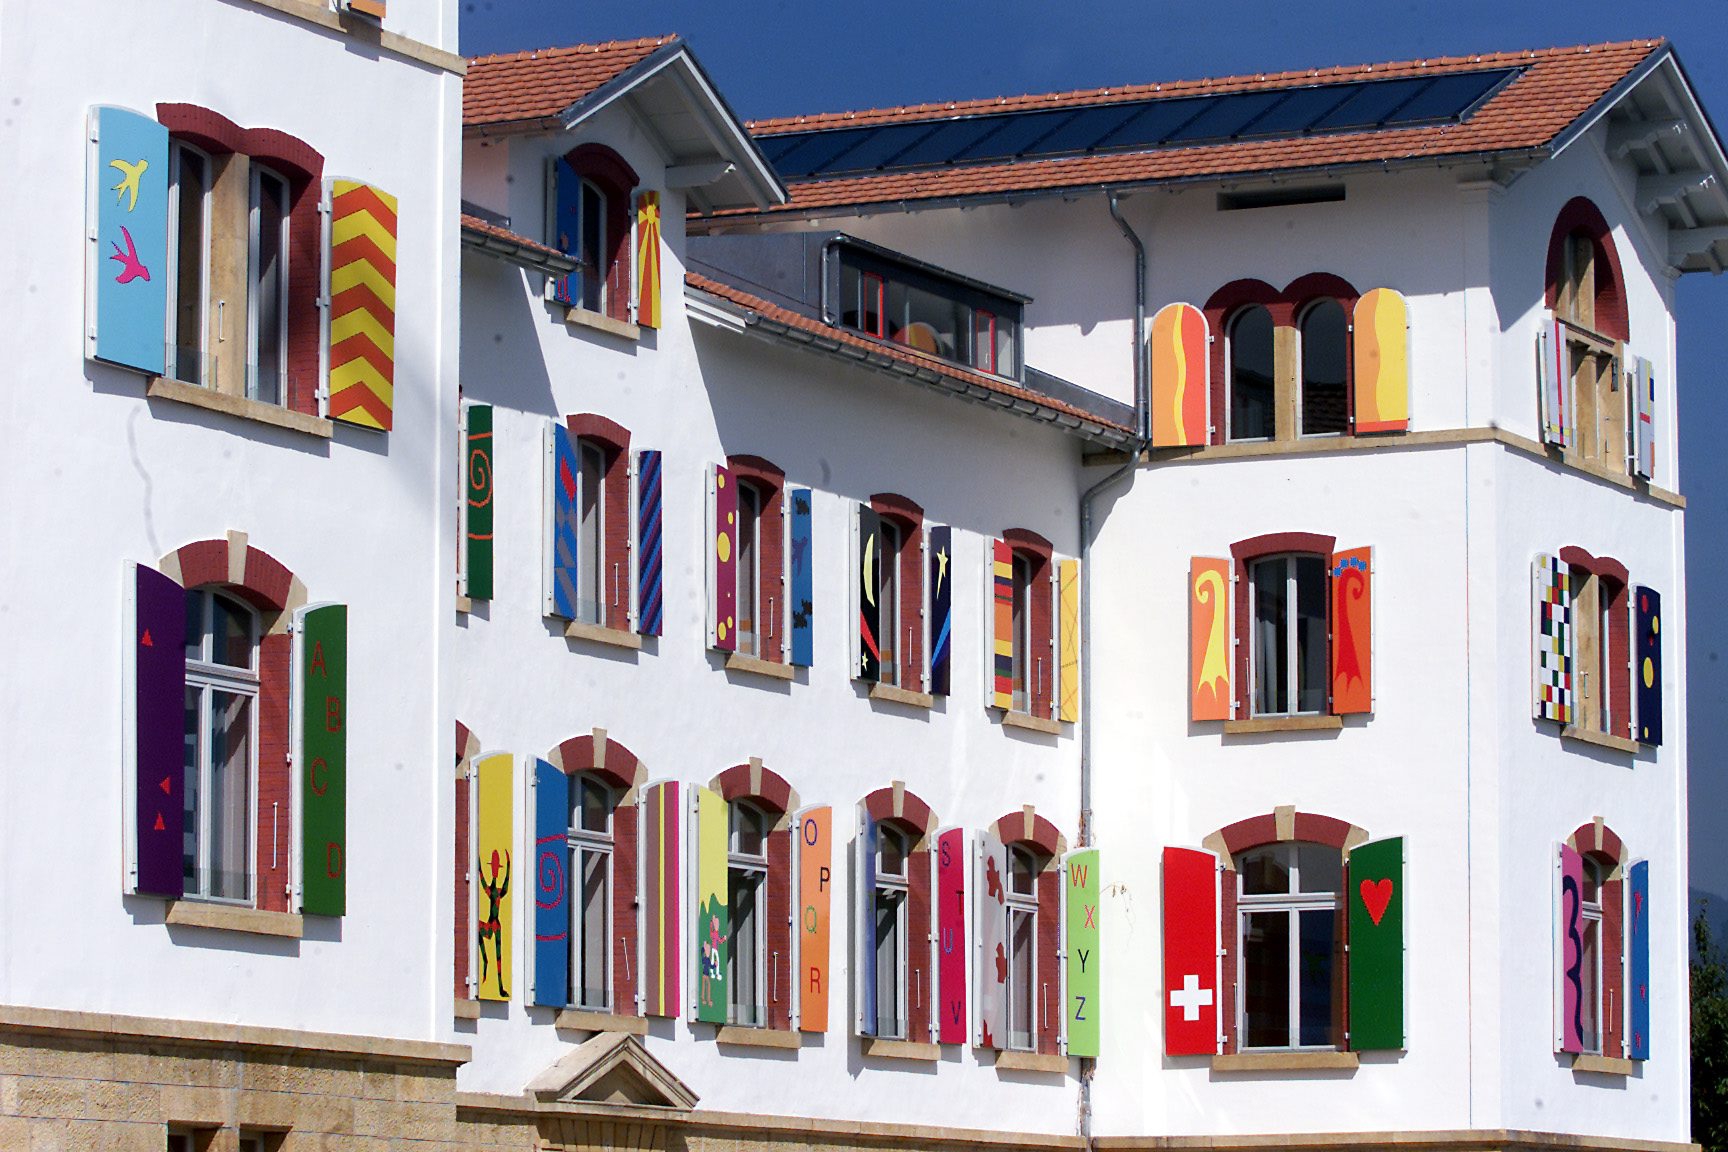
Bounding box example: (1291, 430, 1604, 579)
(1347, 836, 1402, 1051)
(463, 404, 494, 600)
(299, 603, 348, 917)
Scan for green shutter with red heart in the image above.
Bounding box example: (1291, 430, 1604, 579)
(1347, 836, 1403, 1051)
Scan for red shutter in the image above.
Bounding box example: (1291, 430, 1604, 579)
(1330, 546, 1372, 715)
(1162, 846, 1219, 1055)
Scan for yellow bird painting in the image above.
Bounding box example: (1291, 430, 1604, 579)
(109, 157, 147, 212)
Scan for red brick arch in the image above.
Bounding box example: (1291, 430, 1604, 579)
(730, 456, 789, 663)
(1545, 196, 1629, 342)
(560, 143, 638, 324)
(1565, 818, 1629, 1059)
(563, 414, 632, 629)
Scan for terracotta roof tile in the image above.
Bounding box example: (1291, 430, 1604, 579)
(459, 213, 565, 260)
(464, 35, 677, 129)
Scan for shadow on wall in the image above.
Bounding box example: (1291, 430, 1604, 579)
(459, 254, 558, 415)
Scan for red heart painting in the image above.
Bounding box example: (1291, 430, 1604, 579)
(1360, 878, 1393, 926)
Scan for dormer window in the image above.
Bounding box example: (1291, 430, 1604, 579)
(828, 240, 1023, 379)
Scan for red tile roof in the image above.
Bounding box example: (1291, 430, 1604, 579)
(685, 273, 1133, 438)
(465, 35, 677, 130)
(459, 213, 567, 261)
(728, 40, 1663, 215)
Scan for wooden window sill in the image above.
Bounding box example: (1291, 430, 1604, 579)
(1570, 1053, 1634, 1076)
(564, 305, 640, 342)
(860, 1037, 940, 1062)
(1000, 710, 1061, 735)
(715, 1025, 800, 1050)
(1224, 715, 1344, 735)
(453, 1000, 481, 1021)
(1561, 725, 1641, 755)
(554, 1008, 647, 1035)
(1212, 1051, 1359, 1072)
(725, 652, 794, 681)
(164, 901, 304, 938)
(993, 1049, 1068, 1073)
(147, 377, 334, 438)
(869, 682, 934, 709)
(565, 619, 642, 650)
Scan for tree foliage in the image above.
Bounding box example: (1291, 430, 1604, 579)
(1696, 902, 1728, 1151)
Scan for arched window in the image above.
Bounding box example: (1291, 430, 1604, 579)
(1228, 304, 1276, 442)
(871, 823, 912, 1038)
(978, 809, 1066, 1055)
(182, 588, 260, 902)
(708, 762, 798, 1032)
(546, 413, 631, 636)
(1298, 298, 1348, 437)
(1556, 820, 1649, 1065)
(552, 144, 638, 324)
(1005, 843, 1044, 1050)
(856, 786, 938, 1044)
(1235, 841, 1342, 1049)
(854, 493, 927, 690)
(1542, 198, 1631, 472)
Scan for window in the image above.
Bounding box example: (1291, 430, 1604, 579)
(247, 166, 290, 405)
(1543, 198, 1632, 473)
(1006, 845, 1041, 1050)
(728, 801, 768, 1026)
(568, 774, 613, 1010)
(1011, 554, 1032, 711)
(978, 813, 1066, 1054)
(548, 415, 633, 633)
(873, 824, 910, 1038)
(830, 240, 1022, 379)
(1556, 823, 1647, 1064)
(1249, 554, 1328, 717)
(990, 529, 1065, 721)
(857, 788, 938, 1042)
(736, 482, 762, 657)
(716, 457, 799, 666)
(168, 141, 211, 386)
(182, 588, 258, 903)
(573, 178, 607, 312)
(551, 145, 637, 324)
(1236, 843, 1342, 1050)
(1298, 298, 1348, 436)
(1577, 855, 1605, 1055)
(856, 495, 926, 689)
(1227, 304, 1275, 441)
(1556, 547, 1631, 741)
(575, 438, 605, 625)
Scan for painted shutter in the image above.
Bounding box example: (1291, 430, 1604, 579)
(297, 603, 347, 916)
(546, 423, 579, 619)
(1629, 859, 1650, 1061)
(1064, 848, 1100, 1058)
(1532, 554, 1574, 725)
(640, 780, 681, 1017)
(462, 404, 494, 600)
(1162, 846, 1219, 1056)
(338, 0, 385, 18)
(634, 191, 662, 329)
(855, 505, 883, 681)
(531, 759, 570, 1009)
(326, 180, 397, 431)
(1149, 302, 1210, 447)
(88, 106, 169, 375)
(789, 487, 814, 666)
(126, 563, 186, 898)
(1189, 557, 1231, 721)
(1631, 356, 1657, 480)
(854, 810, 879, 1035)
(550, 158, 578, 306)
(634, 448, 663, 635)
(474, 752, 514, 1001)
(936, 826, 967, 1045)
(1057, 558, 1081, 723)
(1352, 288, 1410, 433)
(692, 784, 729, 1024)
(1557, 843, 1586, 1053)
(929, 526, 954, 696)
(1537, 313, 1571, 448)
(1347, 836, 1403, 1051)
(976, 825, 1009, 1048)
(796, 805, 832, 1032)
(1330, 546, 1372, 715)
(1636, 586, 1662, 746)
(710, 464, 737, 651)
(990, 539, 1014, 710)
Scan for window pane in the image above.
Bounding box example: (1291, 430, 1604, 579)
(1300, 299, 1348, 436)
(875, 888, 903, 1037)
(878, 825, 907, 877)
(1011, 556, 1030, 711)
(1298, 908, 1337, 1046)
(729, 870, 761, 1025)
(207, 690, 251, 901)
(1583, 857, 1604, 905)
(1244, 910, 1290, 1047)
(184, 591, 206, 663)
(577, 442, 604, 624)
(1009, 907, 1035, 1048)
(579, 848, 609, 1009)
(1252, 557, 1289, 715)
(1229, 306, 1275, 441)
(737, 485, 759, 657)
(1296, 843, 1341, 894)
(182, 686, 200, 889)
(1581, 914, 1601, 1053)
(1295, 555, 1328, 713)
(577, 777, 610, 834)
(211, 594, 254, 670)
(898, 283, 967, 361)
(885, 279, 910, 341)
(172, 147, 208, 386)
(1010, 847, 1037, 897)
(580, 182, 605, 311)
(879, 521, 899, 685)
(251, 172, 287, 406)
(1238, 845, 1290, 895)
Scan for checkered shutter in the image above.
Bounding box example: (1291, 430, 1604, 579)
(1532, 553, 1574, 724)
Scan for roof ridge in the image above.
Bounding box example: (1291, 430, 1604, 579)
(467, 33, 680, 68)
(746, 37, 1666, 133)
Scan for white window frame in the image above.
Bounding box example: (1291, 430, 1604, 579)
(183, 588, 260, 906)
(727, 801, 769, 1027)
(246, 164, 291, 406)
(873, 823, 911, 1039)
(1248, 553, 1327, 718)
(1234, 842, 1342, 1051)
(165, 140, 212, 388)
(1225, 304, 1275, 444)
(1005, 844, 1041, 1051)
(568, 773, 614, 1012)
(578, 177, 608, 314)
(1296, 298, 1349, 440)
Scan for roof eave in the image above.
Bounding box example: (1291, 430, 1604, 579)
(460, 222, 579, 277)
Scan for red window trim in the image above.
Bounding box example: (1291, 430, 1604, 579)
(564, 414, 632, 629)
(1566, 819, 1629, 1059)
(872, 493, 926, 690)
(1204, 275, 1362, 446)
(729, 456, 789, 663)
(863, 272, 887, 338)
(1229, 533, 1338, 718)
(1544, 197, 1629, 342)
(560, 144, 639, 325)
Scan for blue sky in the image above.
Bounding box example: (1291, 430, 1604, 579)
(462, 3, 1728, 901)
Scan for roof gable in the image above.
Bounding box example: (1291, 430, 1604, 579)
(524, 1032, 698, 1110)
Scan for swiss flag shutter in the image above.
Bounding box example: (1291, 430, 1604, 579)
(1329, 546, 1372, 715)
(1189, 557, 1231, 721)
(1162, 846, 1219, 1056)
(531, 759, 570, 1008)
(127, 563, 186, 898)
(1149, 302, 1209, 447)
(1346, 836, 1403, 1050)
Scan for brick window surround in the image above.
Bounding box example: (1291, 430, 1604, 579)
(159, 535, 307, 914)
(156, 104, 325, 416)
(453, 722, 481, 1002)
(872, 493, 925, 690)
(548, 730, 649, 1015)
(711, 761, 802, 1030)
(1229, 531, 1336, 719)
(989, 808, 1068, 1056)
(1566, 818, 1629, 1059)
(1544, 197, 1629, 342)
(1209, 808, 1366, 1055)
(1002, 527, 1054, 717)
(862, 785, 939, 1042)
(728, 455, 788, 663)
(1560, 546, 1631, 737)
(558, 143, 638, 325)
(1204, 273, 1361, 446)
(564, 414, 632, 629)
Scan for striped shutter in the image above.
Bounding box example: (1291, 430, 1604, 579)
(325, 180, 397, 431)
(1189, 557, 1231, 721)
(936, 826, 967, 1045)
(692, 785, 729, 1024)
(1537, 314, 1571, 448)
(1347, 836, 1403, 1050)
(856, 505, 883, 681)
(976, 825, 1009, 1048)
(462, 404, 494, 601)
(1149, 302, 1210, 446)
(639, 781, 681, 1017)
(1352, 289, 1410, 433)
(88, 106, 169, 375)
(635, 449, 663, 635)
(297, 603, 347, 917)
(855, 811, 878, 1035)
(1058, 558, 1080, 722)
(474, 753, 514, 1001)
(928, 526, 954, 696)
(1557, 843, 1586, 1053)
(1064, 848, 1100, 1058)
(989, 539, 1014, 709)
(795, 806, 832, 1032)
(1162, 846, 1219, 1056)
(531, 759, 570, 1009)
(1632, 356, 1657, 480)
(126, 563, 186, 898)
(635, 191, 662, 329)
(1629, 859, 1650, 1061)
(710, 465, 737, 651)
(1329, 547, 1372, 715)
(546, 424, 579, 619)
(788, 488, 814, 666)
(1636, 586, 1662, 745)
(1532, 554, 1574, 724)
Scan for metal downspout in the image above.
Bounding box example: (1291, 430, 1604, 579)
(1077, 190, 1151, 1148)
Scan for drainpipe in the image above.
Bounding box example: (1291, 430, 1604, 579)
(1077, 190, 1151, 1148)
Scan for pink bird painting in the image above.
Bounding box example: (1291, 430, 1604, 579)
(109, 225, 150, 284)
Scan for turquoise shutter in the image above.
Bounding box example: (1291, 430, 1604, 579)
(88, 106, 169, 375)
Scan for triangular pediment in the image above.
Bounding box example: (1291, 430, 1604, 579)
(525, 1032, 697, 1110)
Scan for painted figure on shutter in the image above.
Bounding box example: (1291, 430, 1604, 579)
(478, 848, 511, 999)
(1190, 561, 1230, 719)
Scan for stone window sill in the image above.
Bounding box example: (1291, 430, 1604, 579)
(1000, 710, 1061, 736)
(147, 377, 334, 438)
(565, 619, 642, 650)
(860, 1037, 940, 1062)
(554, 1008, 647, 1035)
(1571, 1053, 1634, 1076)
(869, 682, 934, 709)
(715, 1025, 800, 1050)
(456, 593, 473, 615)
(1211, 1050, 1359, 1072)
(165, 900, 304, 938)
(726, 652, 794, 681)
(994, 1049, 1068, 1073)
(1223, 715, 1344, 735)
(564, 305, 640, 342)
(454, 1000, 481, 1021)
(1561, 725, 1641, 755)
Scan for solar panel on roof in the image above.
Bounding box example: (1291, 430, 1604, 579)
(1089, 97, 1215, 151)
(890, 118, 1010, 167)
(1162, 89, 1292, 143)
(950, 108, 1082, 163)
(1022, 102, 1146, 157)
(817, 121, 944, 173)
(1233, 83, 1359, 136)
(1307, 76, 1433, 131)
(1388, 69, 1510, 123)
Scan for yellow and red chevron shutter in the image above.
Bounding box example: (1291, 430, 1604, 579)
(635, 191, 662, 329)
(327, 179, 397, 431)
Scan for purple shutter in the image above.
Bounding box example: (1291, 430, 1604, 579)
(1558, 844, 1585, 1054)
(130, 564, 186, 898)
